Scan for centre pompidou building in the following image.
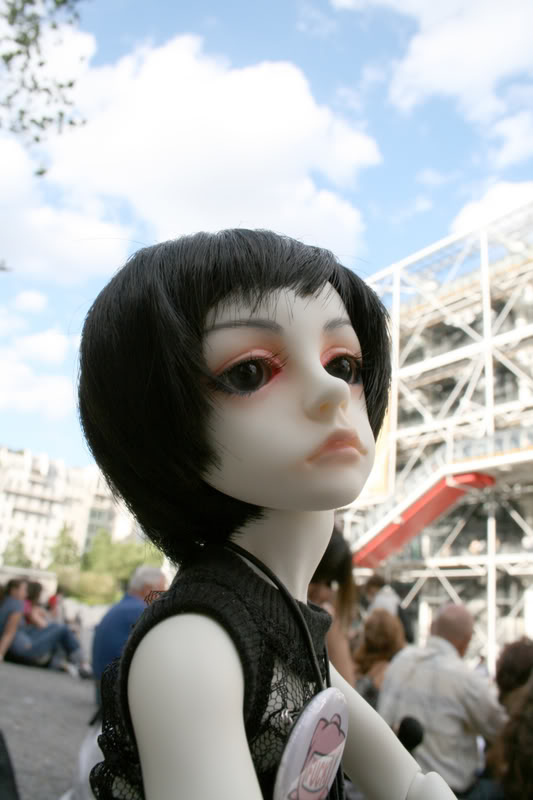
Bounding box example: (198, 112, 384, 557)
(341, 201, 533, 671)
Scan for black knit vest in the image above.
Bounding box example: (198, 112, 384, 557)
(90, 548, 332, 799)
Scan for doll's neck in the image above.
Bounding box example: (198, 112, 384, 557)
(233, 509, 335, 602)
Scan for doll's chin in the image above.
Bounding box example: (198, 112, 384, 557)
(204, 474, 366, 511)
(304, 487, 363, 511)
(253, 488, 363, 512)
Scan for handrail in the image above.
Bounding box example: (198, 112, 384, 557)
(350, 427, 533, 549)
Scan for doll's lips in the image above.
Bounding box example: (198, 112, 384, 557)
(308, 429, 367, 462)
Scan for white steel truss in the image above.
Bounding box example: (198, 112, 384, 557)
(340, 201, 533, 672)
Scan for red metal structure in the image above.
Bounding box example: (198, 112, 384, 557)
(353, 472, 495, 568)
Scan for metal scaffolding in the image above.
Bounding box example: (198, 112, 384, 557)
(341, 201, 533, 672)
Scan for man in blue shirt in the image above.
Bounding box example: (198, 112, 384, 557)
(92, 566, 166, 697)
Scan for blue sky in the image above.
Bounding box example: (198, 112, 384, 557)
(1, 0, 533, 467)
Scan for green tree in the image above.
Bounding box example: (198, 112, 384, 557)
(48, 523, 80, 567)
(76, 529, 164, 604)
(76, 570, 118, 605)
(82, 528, 163, 582)
(1, 0, 86, 150)
(81, 528, 115, 573)
(109, 538, 164, 584)
(2, 530, 32, 567)
(54, 565, 119, 605)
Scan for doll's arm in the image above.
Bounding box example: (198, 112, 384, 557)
(128, 614, 263, 800)
(329, 665, 457, 800)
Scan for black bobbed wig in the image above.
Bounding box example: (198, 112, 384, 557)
(78, 229, 391, 564)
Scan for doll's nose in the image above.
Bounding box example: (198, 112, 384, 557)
(303, 371, 351, 421)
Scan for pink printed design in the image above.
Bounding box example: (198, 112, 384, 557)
(288, 714, 346, 800)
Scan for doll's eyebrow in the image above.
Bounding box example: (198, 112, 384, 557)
(323, 317, 352, 332)
(205, 319, 282, 333)
(206, 317, 352, 334)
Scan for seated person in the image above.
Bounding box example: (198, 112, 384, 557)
(354, 608, 406, 709)
(24, 581, 49, 628)
(489, 675, 533, 800)
(364, 573, 414, 643)
(494, 636, 533, 713)
(485, 637, 533, 798)
(0, 578, 30, 663)
(308, 527, 357, 685)
(379, 604, 507, 799)
(92, 566, 166, 696)
(0, 577, 88, 674)
(47, 586, 67, 623)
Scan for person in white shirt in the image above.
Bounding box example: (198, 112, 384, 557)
(378, 604, 507, 799)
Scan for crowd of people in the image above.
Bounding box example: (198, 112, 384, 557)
(0, 578, 90, 676)
(0, 568, 167, 684)
(2, 555, 533, 800)
(307, 536, 533, 800)
(0, 567, 167, 800)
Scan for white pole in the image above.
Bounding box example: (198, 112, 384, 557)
(487, 506, 497, 675)
(480, 229, 497, 675)
(479, 229, 494, 437)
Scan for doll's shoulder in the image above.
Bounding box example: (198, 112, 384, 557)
(128, 614, 247, 732)
(127, 614, 264, 800)
(122, 551, 266, 695)
(129, 613, 246, 713)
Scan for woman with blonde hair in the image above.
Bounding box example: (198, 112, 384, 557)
(354, 608, 406, 708)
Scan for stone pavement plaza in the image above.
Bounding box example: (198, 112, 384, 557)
(1, 661, 94, 800)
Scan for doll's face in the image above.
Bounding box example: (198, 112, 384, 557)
(203, 284, 375, 511)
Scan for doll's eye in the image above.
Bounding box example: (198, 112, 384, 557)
(217, 358, 276, 395)
(325, 354, 362, 385)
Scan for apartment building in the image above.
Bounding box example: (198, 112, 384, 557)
(0, 446, 137, 568)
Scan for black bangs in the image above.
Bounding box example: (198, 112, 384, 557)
(78, 229, 391, 565)
(329, 266, 391, 438)
(156, 229, 339, 331)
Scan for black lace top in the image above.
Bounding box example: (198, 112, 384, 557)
(90, 548, 334, 799)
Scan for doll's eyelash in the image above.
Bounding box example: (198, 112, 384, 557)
(210, 349, 362, 398)
(210, 352, 288, 396)
(323, 352, 364, 384)
(324, 352, 362, 366)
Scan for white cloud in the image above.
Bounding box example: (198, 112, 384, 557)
(338, 1, 533, 120)
(330, 1, 533, 165)
(416, 168, 457, 187)
(1, 29, 383, 285)
(0, 347, 74, 419)
(359, 64, 388, 89)
(13, 291, 48, 312)
(489, 111, 533, 169)
(336, 87, 363, 113)
(336, 64, 387, 114)
(40, 32, 380, 263)
(0, 307, 27, 337)
(297, 3, 338, 36)
(0, 136, 133, 283)
(0, 27, 385, 433)
(391, 194, 432, 224)
(450, 181, 533, 233)
(14, 329, 70, 365)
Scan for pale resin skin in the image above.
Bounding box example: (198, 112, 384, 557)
(128, 286, 457, 800)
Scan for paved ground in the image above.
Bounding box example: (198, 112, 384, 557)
(0, 661, 95, 800)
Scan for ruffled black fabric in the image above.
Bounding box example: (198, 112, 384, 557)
(90, 548, 333, 799)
